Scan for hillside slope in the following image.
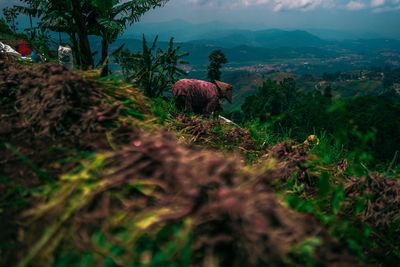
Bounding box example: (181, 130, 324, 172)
(1, 59, 400, 266)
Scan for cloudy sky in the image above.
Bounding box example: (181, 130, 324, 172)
(1, 0, 399, 38)
(137, 0, 400, 38)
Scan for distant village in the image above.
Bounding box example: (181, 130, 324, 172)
(181, 50, 400, 78)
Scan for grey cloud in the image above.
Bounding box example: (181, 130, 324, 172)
(186, 0, 400, 12)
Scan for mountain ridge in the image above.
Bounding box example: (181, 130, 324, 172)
(123, 19, 398, 43)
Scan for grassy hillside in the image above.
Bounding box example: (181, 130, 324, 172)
(1, 57, 400, 266)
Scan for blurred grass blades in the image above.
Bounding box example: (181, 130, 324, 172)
(51, 146, 96, 164)
(5, 143, 51, 183)
(61, 153, 109, 181)
(121, 108, 145, 120)
(135, 208, 174, 230)
(51, 146, 96, 157)
(0, 175, 29, 195)
(386, 151, 398, 177)
(19, 155, 114, 266)
(0, 175, 30, 207)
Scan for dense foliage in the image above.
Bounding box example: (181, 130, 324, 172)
(239, 78, 400, 166)
(15, 0, 169, 69)
(383, 67, 400, 89)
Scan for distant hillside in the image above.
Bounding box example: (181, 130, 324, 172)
(306, 28, 386, 41)
(191, 29, 327, 48)
(124, 22, 328, 49)
(108, 38, 337, 67)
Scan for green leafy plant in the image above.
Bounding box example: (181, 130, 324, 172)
(114, 34, 189, 97)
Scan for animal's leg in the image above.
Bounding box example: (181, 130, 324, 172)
(175, 95, 186, 111)
(184, 95, 194, 114)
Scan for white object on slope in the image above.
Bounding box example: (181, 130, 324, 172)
(58, 45, 74, 69)
(0, 41, 21, 57)
(218, 115, 238, 126)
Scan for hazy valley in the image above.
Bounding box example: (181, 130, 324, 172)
(103, 19, 400, 77)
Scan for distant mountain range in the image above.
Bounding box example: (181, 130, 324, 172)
(123, 19, 397, 44)
(125, 20, 328, 48)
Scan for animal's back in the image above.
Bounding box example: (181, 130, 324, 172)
(172, 79, 217, 98)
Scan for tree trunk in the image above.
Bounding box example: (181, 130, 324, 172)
(76, 31, 93, 69)
(28, 14, 34, 39)
(70, 33, 81, 66)
(71, 1, 93, 69)
(100, 37, 109, 77)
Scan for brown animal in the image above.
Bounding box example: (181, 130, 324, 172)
(171, 79, 233, 117)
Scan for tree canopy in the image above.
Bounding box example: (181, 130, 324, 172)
(207, 49, 227, 82)
(15, 0, 169, 69)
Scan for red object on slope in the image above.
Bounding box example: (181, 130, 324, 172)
(17, 40, 32, 56)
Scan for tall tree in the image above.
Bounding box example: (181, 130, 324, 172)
(16, 0, 95, 68)
(207, 49, 227, 82)
(92, 0, 169, 76)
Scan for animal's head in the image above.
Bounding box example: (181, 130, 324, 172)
(215, 80, 233, 104)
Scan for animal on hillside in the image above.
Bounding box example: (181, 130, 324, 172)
(171, 79, 233, 117)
